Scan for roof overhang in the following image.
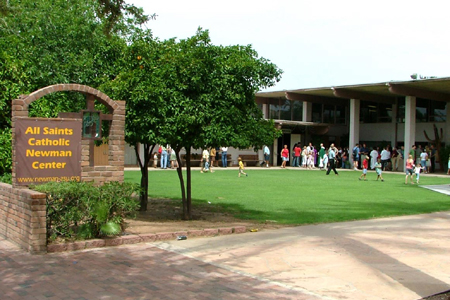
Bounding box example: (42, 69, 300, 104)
(256, 77, 450, 104)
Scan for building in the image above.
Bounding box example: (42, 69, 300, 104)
(124, 77, 450, 167)
(256, 77, 450, 166)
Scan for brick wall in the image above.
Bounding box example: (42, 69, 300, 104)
(0, 183, 47, 253)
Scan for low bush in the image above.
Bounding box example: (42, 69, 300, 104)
(31, 181, 140, 242)
(0, 173, 12, 184)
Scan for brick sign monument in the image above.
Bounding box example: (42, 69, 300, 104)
(0, 84, 125, 253)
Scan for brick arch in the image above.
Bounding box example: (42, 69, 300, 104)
(21, 84, 119, 112)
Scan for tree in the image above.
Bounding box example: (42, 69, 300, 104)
(0, 0, 144, 173)
(162, 29, 282, 219)
(105, 28, 282, 218)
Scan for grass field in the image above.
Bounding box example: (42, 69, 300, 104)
(125, 168, 450, 225)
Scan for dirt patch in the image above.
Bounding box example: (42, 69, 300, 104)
(123, 198, 287, 234)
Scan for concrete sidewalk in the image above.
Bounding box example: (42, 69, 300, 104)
(2, 212, 450, 300)
(156, 212, 450, 300)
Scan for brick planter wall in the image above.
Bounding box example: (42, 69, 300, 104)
(0, 183, 47, 254)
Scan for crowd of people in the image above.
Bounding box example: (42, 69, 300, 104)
(153, 142, 439, 180)
(278, 142, 439, 182)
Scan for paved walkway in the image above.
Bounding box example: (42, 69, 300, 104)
(2, 211, 450, 299)
(1, 168, 449, 299)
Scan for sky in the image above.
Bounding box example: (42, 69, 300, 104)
(128, 0, 450, 92)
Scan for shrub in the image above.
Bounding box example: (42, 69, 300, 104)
(31, 181, 140, 242)
(439, 145, 450, 172)
(0, 173, 12, 184)
(0, 128, 12, 175)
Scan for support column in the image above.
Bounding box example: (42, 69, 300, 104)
(348, 99, 360, 150)
(262, 104, 268, 119)
(444, 103, 450, 146)
(404, 96, 416, 159)
(302, 101, 312, 122)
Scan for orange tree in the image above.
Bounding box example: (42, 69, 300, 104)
(0, 0, 148, 174)
(105, 28, 282, 218)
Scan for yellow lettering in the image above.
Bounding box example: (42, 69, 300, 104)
(32, 161, 67, 169)
(26, 150, 72, 157)
(43, 127, 73, 135)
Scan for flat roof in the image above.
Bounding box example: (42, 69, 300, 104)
(256, 77, 450, 104)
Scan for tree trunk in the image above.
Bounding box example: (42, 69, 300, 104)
(175, 147, 187, 219)
(136, 143, 154, 211)
(187, 152, 192, 219)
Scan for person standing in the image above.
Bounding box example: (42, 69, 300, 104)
(293, 143, 301, 167)
(397, 146, 404, 172)
(160, 145, 168, 169)
(370, 147, 378, 170)
(352, 143, 360, 170)
(281, 145, 289, 168)
(215, 147, 220, 167)
(209, 147, 216, 173)
(380, 146, 391, 171)
(170, 148, 177, 169)
(221, 146, 228, 168)
(391, 147, 399, 171)
(326, 144, 339, 175)
(430, 144, 436, 173)
(360, 143, 369, 165)
(318, 143, 325, 168)
(263, 145, 270, 168)
(201, 148, 210, 173)
(420, 148, 428, 174)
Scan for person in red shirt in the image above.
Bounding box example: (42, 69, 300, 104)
(292, 143, 301, 167)
(281, 145, 289, 168)
(359, 156, 369, 181)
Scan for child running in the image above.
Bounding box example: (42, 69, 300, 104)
(414, 165, 423, 184)
(359, 156, 369, 181)
(374, 158, 384, 182)
(238, 157, 248, 177)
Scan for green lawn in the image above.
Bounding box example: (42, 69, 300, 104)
(125, 169, 450, 225)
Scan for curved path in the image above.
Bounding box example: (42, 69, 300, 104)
(2, 211, 450, 299)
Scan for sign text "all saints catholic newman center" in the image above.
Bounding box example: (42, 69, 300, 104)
(15, 119, 82, 185)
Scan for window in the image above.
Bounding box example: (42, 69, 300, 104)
(335, 105, 346, 124)
(279, 99, 292, 120)
(360, 101, 377, 123)
(416, 98, 428, 122)
(269, 104, 280, 119)
(397, 98, 405, 123)
(378, 103, 392, 122)
(292, 100, 303, 121)
(312, 103, 322, 123)
(430, 100, 446, 122)
(323, 104, 335, 123)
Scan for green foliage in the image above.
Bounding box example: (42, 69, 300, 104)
(438, 145, 450, 171)
(31, 181, 140, 242)
(0, 127, 11, 175)
(103, 28, 283, 217)
(0, 172, 12, 184)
